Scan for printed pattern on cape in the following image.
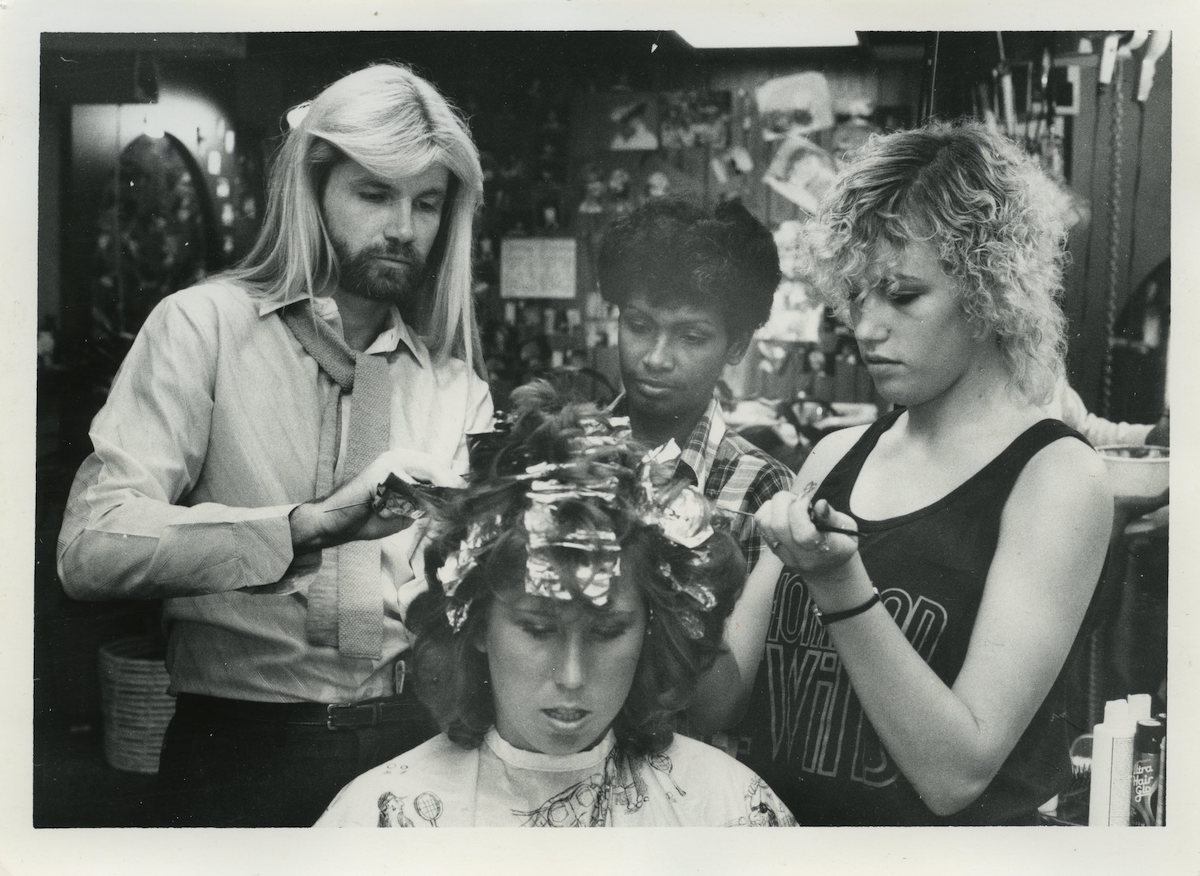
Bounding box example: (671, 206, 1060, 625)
(724, 777, 793, 827)
(316, 730, 797, 827)
(375, 791, 445, 827)
(513, 746, 695, 826)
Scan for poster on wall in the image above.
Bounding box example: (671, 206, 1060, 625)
(762, 133, 838, 214)
(500, 237, 578, 299)
(659, 90, 732, 150)
(603, 93, 660, 151)
(756, 70, 834, 140)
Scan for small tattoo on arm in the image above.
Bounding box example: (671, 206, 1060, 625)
(799, 481, 818, 499)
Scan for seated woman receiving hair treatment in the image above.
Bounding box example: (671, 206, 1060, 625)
(699, 121, 1112, 825)
(318, 384, 795, 827)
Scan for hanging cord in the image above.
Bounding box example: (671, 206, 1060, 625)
(1024, 55, 1036, 146)
(1101, 57, 1126, 418)
(1122, 31, 1170, 351)
(112, 109, 126, 336)
(1124, 103, 1148, 325)
(921, 32, 941, 123)
(1076, 70, 1107, 338)
(994, 32, 1017, 137)
(1030, 46, 1053, 148)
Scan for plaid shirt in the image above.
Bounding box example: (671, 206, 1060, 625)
(612, 395, 794, 568)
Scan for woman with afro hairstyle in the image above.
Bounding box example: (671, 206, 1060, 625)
(599, 197, 793, 572)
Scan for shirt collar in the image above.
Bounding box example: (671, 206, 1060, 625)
(609, 392, 726, 487)
(261, 291, 430, 369)
(676, 395, 727, 487)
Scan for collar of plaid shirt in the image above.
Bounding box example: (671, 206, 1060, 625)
(609, 392, 791, 569)
(608, 392, 723, 487)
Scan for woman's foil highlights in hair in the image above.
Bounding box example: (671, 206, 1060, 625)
(224, 63, 484, 372)
(406, 381, 746, 755)
(802, 120, 1069, 403)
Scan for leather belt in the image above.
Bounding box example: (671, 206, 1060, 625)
(324, 696, 413, 730)
(175, 661, 418, 731)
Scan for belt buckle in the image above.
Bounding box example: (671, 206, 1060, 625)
(327, 701, 378, 730)
(325, 659, 409, 730)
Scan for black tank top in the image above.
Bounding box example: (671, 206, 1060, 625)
(732, 408, 1093, 825)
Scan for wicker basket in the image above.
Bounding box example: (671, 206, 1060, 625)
(98, 635, 176, 774)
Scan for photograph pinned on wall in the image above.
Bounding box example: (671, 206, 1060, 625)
(755, 70, 839, 213)
(756, 219, 827, 346)
(755, 70, 834, 142)
(604, 93, 660, 151)
(710, 145, 755, 199)
(659, 90, 732, 150)
(762, 133, 838, 215)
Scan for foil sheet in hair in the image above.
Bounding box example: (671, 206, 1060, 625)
(657, 557, 716, 637)
(679, 611, 705, 640)
(523, 481, 622, 607)
(636, 441, 714, 549)
(436, 413, 720, 634)
(524, 550, 620, 606)
(439, 512, 506, 631)
(649, 485, 713, 549)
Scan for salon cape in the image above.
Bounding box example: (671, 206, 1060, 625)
(316, 727, 796, 827)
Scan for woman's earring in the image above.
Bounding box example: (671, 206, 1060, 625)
(646, 606, 655, 637)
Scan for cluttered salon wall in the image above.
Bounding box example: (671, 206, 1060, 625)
(1064, 41, 1171, 423)
(38, 34, 926, 415)
(914, 32, 1171, 423)
(558, 51, 922, 405)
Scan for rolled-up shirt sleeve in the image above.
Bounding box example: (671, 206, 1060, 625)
(56, 294, 297, 600)
(1049, 378, 1153, 447)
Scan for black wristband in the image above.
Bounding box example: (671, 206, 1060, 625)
(812, 587, 880, 626)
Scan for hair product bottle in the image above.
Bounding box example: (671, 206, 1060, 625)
(1130, 718, 1164, 826)
(1088, 698, 1135, 826)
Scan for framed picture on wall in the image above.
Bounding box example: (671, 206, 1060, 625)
(602, 92, 660, 151)
(500, 237, 578, 299)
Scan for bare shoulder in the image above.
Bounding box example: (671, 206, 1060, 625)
(796, 423, 870, 486)
(1020, 435, 1111, 500)
(1006, 435, 1113, 537)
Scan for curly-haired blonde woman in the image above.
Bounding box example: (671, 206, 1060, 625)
(694, 121, 1112, 825)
